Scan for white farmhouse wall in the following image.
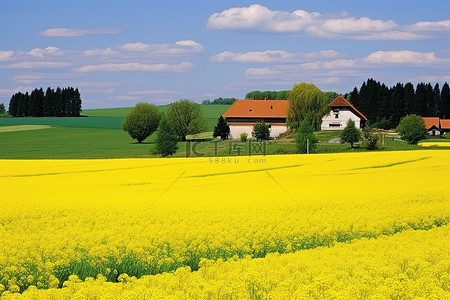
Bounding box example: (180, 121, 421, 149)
(427, 128, 441, 136)
(229, 125, 287, 139)
(321, 108, 361, 130)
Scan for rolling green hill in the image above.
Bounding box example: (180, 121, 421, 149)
(0, 104, 232, 159)
(0, 104, 231, 131)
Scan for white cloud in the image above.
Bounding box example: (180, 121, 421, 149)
(75, 62, 193, 72)
(212, 50, 294, 63)
(407, 20, 450, 31)
(0, 51, 14, 61)
(352, 31, 427, 41)
(40, 28, 121, 37)
(301, 59, 356, 70)
(208, 4, 319, 32)
(0, 86, 32, 95)
(27, 47, 64, 57)
(3, 61, 71, 69)
(363, 50, 441, 64)
(208, 5, 450, 40)
(211, 49, 340, 63)
(244, 67, 282, 77)
(121, 40, 203, 54)
(83, 48, 119, 56)
(319, 17, 397, 34)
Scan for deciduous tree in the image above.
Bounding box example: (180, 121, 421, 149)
(396, 114, 427, 145)
(166, 99, 205, 141)
(252, 120, 270, 140)
(122, 102, 162, 143)
(287, 82, 328, 131)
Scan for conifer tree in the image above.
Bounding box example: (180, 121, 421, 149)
(441, 82, 450, 118)
(341, 119, 360, 149)
(213, 116, 230, 140)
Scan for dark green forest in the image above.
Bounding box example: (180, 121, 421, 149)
(349, 79, 450, 129)
(8, 87, 82, 117)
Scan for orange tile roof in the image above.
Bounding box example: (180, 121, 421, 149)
(223, 100, 289, 118)
(439, 119, 450, 130)
(422, 117, 440, 129)
(329, 96, 367, 121)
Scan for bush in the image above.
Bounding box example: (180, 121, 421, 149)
(396, 114, 427, 145)
(156, 114, 178, 156)
(341, 119, 360, 149)
(240, 133, 248, 142)
(362, 126, 379, 150)
(122, 103, 162, 143)
(252, 120, 270, 141)
(295, 120, 318, 154)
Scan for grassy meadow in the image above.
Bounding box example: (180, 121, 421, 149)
(1, 104, 449, 159)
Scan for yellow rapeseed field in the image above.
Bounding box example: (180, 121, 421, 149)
(0, 150, 449, 298)
(419, 141, 450, 148)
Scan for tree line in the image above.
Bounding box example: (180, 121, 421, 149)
(349, 79, 450, 129)
(245, 90, 290, 100)
(8, 87, 82, 117)
(202, 98, 236, 105)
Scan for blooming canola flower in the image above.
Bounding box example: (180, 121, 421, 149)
(0, 150, 448, 298)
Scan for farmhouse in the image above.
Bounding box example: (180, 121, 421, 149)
(422, 117, 450, 135)
(223, 99, 289, 139)
(321, 96, 367, 130)
(440, 119, 450, 133)
(423, 117, 442, 136)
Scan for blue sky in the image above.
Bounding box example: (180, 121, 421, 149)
(1, 0, 449, 108)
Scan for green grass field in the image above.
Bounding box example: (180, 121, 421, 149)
(0, 127, 159, 159)
(0, 104, 232, 159)
(0, 105, 230, 131)
(1, 105, 448, 159)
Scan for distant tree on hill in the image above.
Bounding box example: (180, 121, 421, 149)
(213, 116, 230, 140)
(122, 102, 162, 143)
(156, 114, 178, 156)
(166, 99, 205, 141)
(295, 120, 318, 154)
(245, 90, 290, 100)
(323, 92, 339, 104)
(287, 82, 329, 131)
(341, 119, 360, 149)
(252, 120, 270, 140)
(396, 114, 427, 145)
